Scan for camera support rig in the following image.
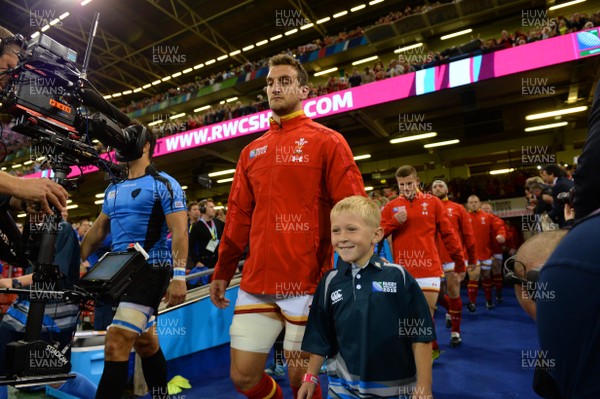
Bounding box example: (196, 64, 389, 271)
(0, 14, 136, 388)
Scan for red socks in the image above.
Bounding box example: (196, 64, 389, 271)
(437, 294, 450, 312)
(482, 278, 493, 301)
(467, 280, 479, 304)
(431, 317, 439, 350)
(448, 296, 462, 334)
(238, 373, 283, 399)
(493, 272, 503, 292)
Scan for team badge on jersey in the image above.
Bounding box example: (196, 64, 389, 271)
(421, 202, 429, 215)
(107, 191, 116, 200)
(447, 207, 454, 217)
(481, 217, 486, 224)
(372, 281, 397, 293)
(295, 138, 308, 154)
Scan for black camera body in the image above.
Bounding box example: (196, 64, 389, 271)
(0, 33, 132, 177)
(556, 188, 575, 208)
(0, 31, 141, 386)
(3, 34, 79, 129)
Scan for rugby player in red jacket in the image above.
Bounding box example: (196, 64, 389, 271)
(466, 196, 506, 312)
(381, 166, 464, 359)
(432, 180, 477, 347)
(481, 201, 509, 304)
(210, 54, 365, 399)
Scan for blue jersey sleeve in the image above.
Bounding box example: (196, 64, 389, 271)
(101, 183, 116, 217)
(159, 172, 186, 215)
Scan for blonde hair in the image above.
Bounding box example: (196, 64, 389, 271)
(331, 196, 380, 229)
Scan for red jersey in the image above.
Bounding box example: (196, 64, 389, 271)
(468, 209, 506, 260)
(213, 111, 365, 295)
(381, 192, 464, 279)
(436, 199, 477, 266)
(488, 213, 506, 255)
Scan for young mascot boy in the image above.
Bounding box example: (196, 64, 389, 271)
(299, 196, 434, 399)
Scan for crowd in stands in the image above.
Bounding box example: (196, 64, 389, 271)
(120, 1, 457, 115)
(2, 5, 598, 170)
(122, 57, 271, 114)
(120, 6, 600, 137)
(0, 121, 28, 155)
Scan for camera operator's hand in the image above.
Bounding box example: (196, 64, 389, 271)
(7, 175, 68, 214)
(164, 279, 186, 307)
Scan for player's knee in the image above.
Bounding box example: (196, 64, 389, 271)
(104, 328, 136, 360)
(446, 276, 460, 296)
(230, 362, 262, 390)
(283, 322, 305, 352)
(134, 331, 160, 357)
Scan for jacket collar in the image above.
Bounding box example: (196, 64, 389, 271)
(269, 110, 306, 130)
(337, 254, 385, 275)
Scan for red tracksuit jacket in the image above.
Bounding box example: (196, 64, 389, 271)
(213, 111, 365, 295)
(381, 192, 464, 279)
(436, 199, 477, 271)
(468, 209, 506, 261)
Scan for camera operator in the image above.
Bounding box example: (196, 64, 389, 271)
(504, 231, 567, 399)
(0, 26, 68, 215)
(80, 125, 187, 399)
(540, 165, 573, 228)
(0, 208, 96, 398)
(536, 210, 600, 398)
(525, 177, 553, 216)
(573, 80, 600, 220)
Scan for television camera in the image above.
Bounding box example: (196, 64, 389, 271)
(0, 22, 147, 388)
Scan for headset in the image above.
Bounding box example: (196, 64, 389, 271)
(115, 124, 153, 162)
(503, 255, 542, 300)
(199, 199, 208, 214)
(0, 33, 25, 57)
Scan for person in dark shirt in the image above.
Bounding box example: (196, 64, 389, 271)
(574, 80, 600, 220)
(537, 212, 600, 399)
(300, 196, 433, 399)
(348, 67, 362, 87)
(540, 164, 573, 228)
(188, 198, 224, 270)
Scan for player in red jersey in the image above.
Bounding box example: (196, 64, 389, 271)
(381, 166, 464, 358)
(431, 180, 477, 347)
(466, 196, 506, 311)
(210, 54, 365, 399)
(481, 202, 510, 304)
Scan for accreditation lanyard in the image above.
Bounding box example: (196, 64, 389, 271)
(200, 219, 217, 240)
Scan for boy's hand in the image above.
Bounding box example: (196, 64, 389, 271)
(297, 382, 316, 399)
